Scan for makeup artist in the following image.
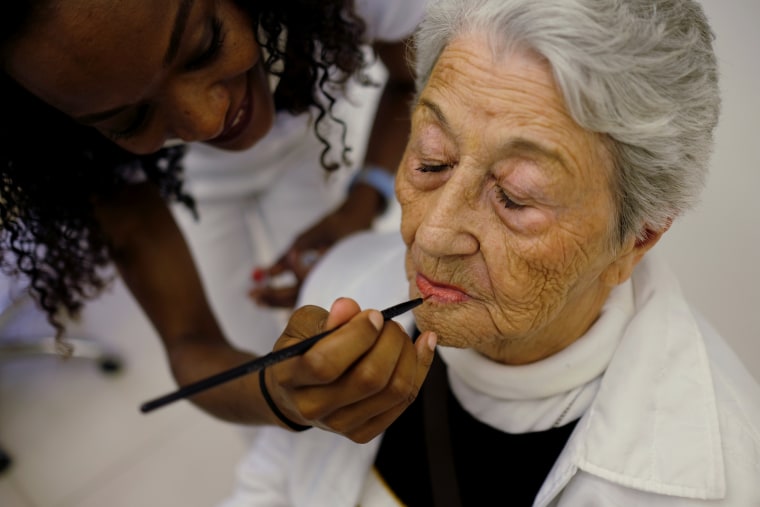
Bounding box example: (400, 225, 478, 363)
(0, 0, 435, 442)
(219, 0, 760, 505)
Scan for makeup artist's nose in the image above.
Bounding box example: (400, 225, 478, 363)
(166, 81, 230, 142)
(415, 172, 480, 257)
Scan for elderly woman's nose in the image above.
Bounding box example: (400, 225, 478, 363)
(167, 81, 230, 143)
(416, 181, 480, 256)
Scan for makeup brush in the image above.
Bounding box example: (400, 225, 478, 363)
(140, 298, 424, 413)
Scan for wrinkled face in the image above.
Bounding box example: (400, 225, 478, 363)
(399, 34, 635, 364)
(4, 0, 274, 154)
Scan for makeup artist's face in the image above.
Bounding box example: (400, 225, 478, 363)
(4, 0, 274, 155)
(398, 34, 644, 365)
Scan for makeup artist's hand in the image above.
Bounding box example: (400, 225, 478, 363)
(249, 184, 383, 308)
(260, 297, 437, 443)
(249, 246, 324, 309)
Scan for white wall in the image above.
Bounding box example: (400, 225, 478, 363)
(658, 0, 760, 380)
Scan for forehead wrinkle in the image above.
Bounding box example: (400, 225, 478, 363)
(427, 37, 607, 181)
(433, 34, 571, 122)
(422, 72, 570, 177)
(416, 98, 455, 138)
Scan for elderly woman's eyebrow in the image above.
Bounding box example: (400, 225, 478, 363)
(417, 98, 453, 134)
(501, 138, 567, 169)
(417, 97, 566, 169)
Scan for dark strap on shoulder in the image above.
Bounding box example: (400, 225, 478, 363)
(423, 355, 463, 507)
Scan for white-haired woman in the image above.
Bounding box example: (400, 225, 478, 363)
(219, 0, 760, 505)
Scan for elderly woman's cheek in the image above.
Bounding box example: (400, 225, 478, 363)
(492, 266, 576, 339)
(396, 179, 425, 241)
(501, 207, 554, 237)
(396, 162, 436, 205)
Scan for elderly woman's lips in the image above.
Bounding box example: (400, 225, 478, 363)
(416, 274, 469, 303)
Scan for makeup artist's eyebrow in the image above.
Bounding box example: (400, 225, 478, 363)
(164, 0, 196, 66)
(418, 98, 567, 169)
(74, 105, 130, 124)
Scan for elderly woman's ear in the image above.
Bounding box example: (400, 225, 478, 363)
(633, 222, 671, 249)
(601, 221, 671, 287)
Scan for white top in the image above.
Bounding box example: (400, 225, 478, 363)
(354, 0, 428, 42)
(218, 230, 760, 507)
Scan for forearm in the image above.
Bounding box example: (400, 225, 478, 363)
(345, 84, 410, 218)
(348, 39, 415, 218)
(92, 182, 279, 425)
(362, 45, 414, 174)
(162, 335, 276, 424)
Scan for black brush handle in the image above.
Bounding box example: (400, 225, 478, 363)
(140, 298, 423, 413)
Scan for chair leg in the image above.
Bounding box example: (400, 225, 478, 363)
(0, 336, 123, 373)
(0, 337, 123, 476)
(0, 282, 124, 476)
(0, 446, 11, 474)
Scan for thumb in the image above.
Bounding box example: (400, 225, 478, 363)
(322, 297, 362, 331)
(414, 329, 437, 381)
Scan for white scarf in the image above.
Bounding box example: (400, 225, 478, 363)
(438, 279, 635, 433)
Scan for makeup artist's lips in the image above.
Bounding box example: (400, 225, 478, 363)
(416, 274, 469, 303)
(209, 79, 253, 145)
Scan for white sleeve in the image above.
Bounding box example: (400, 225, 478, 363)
(353, 0, 428, 42)
(215, 427, 294, 507)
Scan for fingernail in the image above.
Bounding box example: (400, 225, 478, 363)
(368, 310, 384, 331)
(427, 332, 438, 351)
(251, 267, 268, 284)
(329, 297, 346, 312)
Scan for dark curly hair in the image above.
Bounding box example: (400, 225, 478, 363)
(0, 0, 369, 342)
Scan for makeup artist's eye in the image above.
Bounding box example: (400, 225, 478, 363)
(186, 17, 226, 71)
(107, 104, 151, 141)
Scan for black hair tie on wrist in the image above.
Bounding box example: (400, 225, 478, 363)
(259, 368, 312, 432)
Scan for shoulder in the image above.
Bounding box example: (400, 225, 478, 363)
(298, 230, 408, 311)
(557, 254, 760, 505)
(696, 310, 760, 416)
(696, 311, 760, 488)
(353, 0, 427, 42)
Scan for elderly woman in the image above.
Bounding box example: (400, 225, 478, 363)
(219, 0, 760, 505)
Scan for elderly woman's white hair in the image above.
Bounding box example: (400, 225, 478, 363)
(412, 0, 721, 244)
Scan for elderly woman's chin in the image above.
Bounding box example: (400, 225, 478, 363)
(412, 308, 500, 356)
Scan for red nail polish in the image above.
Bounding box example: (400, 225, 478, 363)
(251, 267, 267, 283)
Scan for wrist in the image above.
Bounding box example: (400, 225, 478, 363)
(259, 368, 311, 432)
(349, 165, 395, 213)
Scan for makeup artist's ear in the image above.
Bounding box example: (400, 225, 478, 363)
(601, 219, 672, 286)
